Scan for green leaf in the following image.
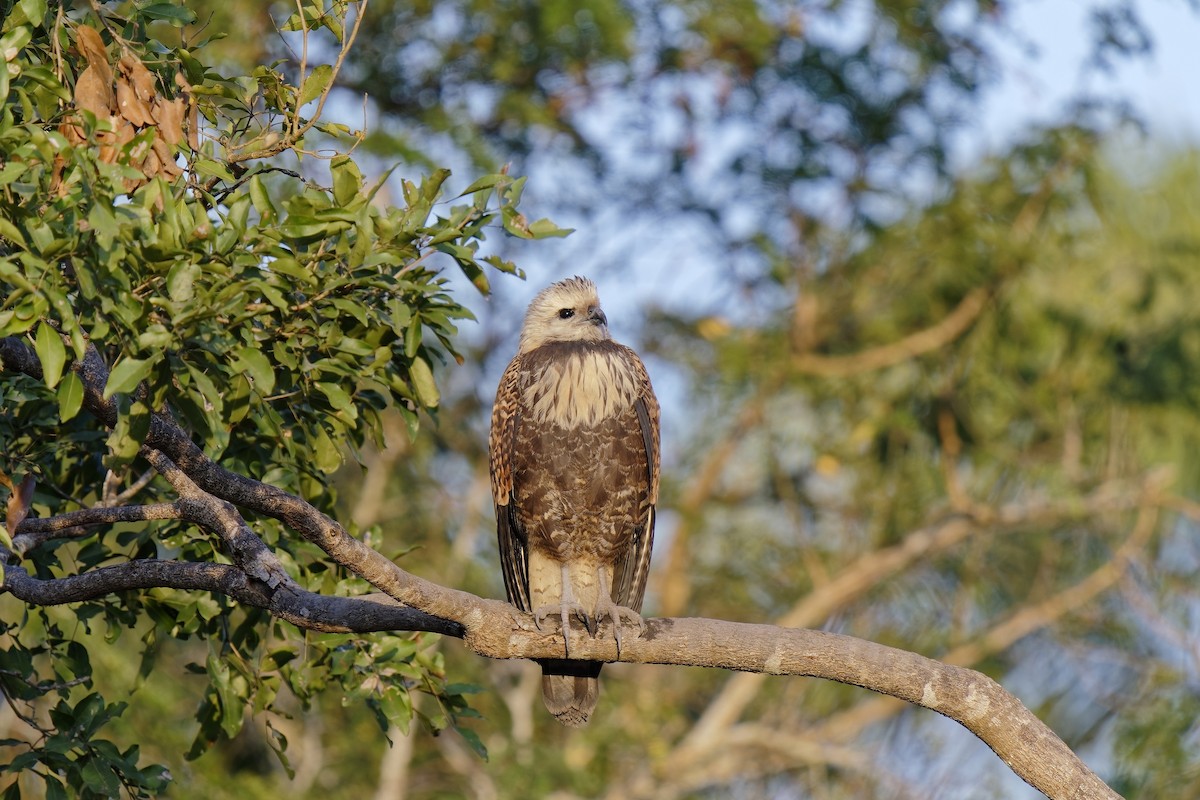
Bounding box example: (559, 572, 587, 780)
(409, 357, 439, 408)
(0, 25, 34, 56)
(249, 175, 277, 222)
(104, 357, 155, 398)
(299, 64, 333, 107)
(167, 261, 200, 303)
(311, 425, 342, 473)
(35, 321, 65, 389)
(44, 776, 68, 800)
(404, 320, 421, 358)
(0, 217, 26, 248)
(230, 347, 276, 395)
(455, 725, 488, 760)
(527, 218, 575, 239)
(80, 756, 122, 797)
(455, 173, 508, 198)
(19, 0, 47, 26)
(106, 417, 142, 469)
(57, 371, 83, 421)
(206, 652, 245, 739)
(375, 687, 412, 734)
(315, 381, 353, 412)
(137, 324, 174, 350)
(193, 158, 235, 183)
(331, 155, 363, 207)
(136, 2, 197, 26)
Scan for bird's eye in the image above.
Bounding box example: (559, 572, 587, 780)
(558, 308, 575, 319)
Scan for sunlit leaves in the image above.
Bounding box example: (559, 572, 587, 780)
(135, 2, 197, 27)
(34, 321, 65, 388)
(56, 371, 84, 421)
(0, 621, 169, 799)
(0, 0, 565, 790)
(104, 357, 157, 399)
(299, 63, 334, 107)
(408, 357, 440, 408)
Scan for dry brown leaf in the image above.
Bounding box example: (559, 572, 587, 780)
(142, 146, 161, 176)
(151, 136, 182, 176)
(97, 127, 121, 163)
(153, 96, 185, 145)
(117, 79, 154, 126)
(5, 474, 36, 536)
(48, 151, 67, 196)
(74, 63, 115, 117)
(171, 71, 200, 150)
(58, 119, 85, 145)
(116, 120, 137, 147)
(74, 25, 108, 67)
(120, 54, 158, 101)
(187, 99, 199, 150)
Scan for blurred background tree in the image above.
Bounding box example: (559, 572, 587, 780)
(3, 0, 1200, 798)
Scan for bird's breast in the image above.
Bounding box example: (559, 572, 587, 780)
(522, 349, 639, 429)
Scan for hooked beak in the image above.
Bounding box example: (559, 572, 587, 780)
(588, 306, 608, 327)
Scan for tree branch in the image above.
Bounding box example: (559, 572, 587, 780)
(11, 502, 182, 553)
(456, 613, 1119, 800)
(655, 502, 1159, 797)
(670, 475, 1159, 767)
(814, 501, 1157, 743)
(0, 559, 462, 636)
(791, 286, 991, 377)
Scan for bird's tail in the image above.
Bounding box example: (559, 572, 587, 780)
(538, 659, 602, 727)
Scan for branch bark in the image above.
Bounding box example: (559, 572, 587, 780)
(1, 559, 461, 635)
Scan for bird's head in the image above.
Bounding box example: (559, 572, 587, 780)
(518, 276, 610, 353)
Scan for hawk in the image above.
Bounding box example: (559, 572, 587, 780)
(489, 276, 660, 727)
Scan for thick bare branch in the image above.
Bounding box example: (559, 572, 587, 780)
(0, 559, 461, 636)
(670, 476, 1157, 767)
(454, 612, 1120, 800)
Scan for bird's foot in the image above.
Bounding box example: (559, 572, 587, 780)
(533, 601, 591, 657)
(594, 595, 644, 657)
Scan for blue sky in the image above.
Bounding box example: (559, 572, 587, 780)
(975, 0, 1200, 155)
(461, 0, 1200, 364)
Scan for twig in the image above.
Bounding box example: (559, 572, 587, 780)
(11, 502, 182, 554)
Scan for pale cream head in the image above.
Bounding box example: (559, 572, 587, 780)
(517, 276, 611, 353)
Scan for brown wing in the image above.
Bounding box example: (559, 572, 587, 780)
(489, 356, 531, 611)
(611, 347, 660, 612)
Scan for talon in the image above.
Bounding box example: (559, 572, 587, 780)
(533, 606, 555, 631)
(595, 566, 644, 659)
(532, 600, 589, 657)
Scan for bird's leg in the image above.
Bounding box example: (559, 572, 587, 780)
(593, 566, 644, 658)
(532, 563, 590, 657)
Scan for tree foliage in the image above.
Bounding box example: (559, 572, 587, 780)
(0, 0, 562, 794)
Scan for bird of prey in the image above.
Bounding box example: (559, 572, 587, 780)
(489, 276, 660, 727)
